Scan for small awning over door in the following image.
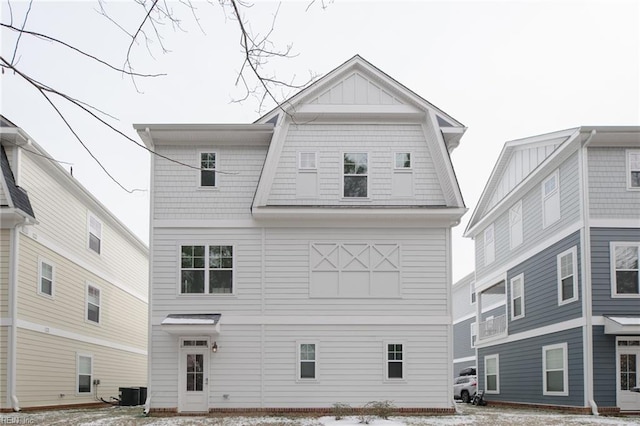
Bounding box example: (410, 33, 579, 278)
(161, 314, 221, 336)
(604, 316, 640, 335)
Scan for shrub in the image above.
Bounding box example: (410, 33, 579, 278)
(368, 400, 396, 419)
(332, 402, 352, 420)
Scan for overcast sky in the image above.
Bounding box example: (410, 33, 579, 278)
(2, 0, 639, 282)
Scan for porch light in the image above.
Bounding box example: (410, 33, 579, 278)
(212, 341, 218, 353)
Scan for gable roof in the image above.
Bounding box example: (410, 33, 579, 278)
(0, 143, 35, 219)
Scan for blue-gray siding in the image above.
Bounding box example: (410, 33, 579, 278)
(592, 326, 617, 407)
(591, 227, 640, 316)
(454, 317, 475, 360)
(507, 231, 582, 335)
(588, 148, 640, 220)
(477, 328, 584, 407)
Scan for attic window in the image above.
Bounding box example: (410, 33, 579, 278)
(343, 153, 368, 198)
(88, 213, 102, 254)
(627, 150, 640, 189)
(200, 152, 216, 187)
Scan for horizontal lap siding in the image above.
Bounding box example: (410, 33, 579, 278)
(0, 327, 7, 409)
(149, 327, 179, 409)
(153, 145, 267, 220)
(17, 236, 148, 350)
(268, 124, 445, 206)
(0, 229, 8, 317)
(478, 328, 584, 406)
(592, 326, 617, 407)
(590, 227, 640, 316)
(452, 273, 475, 320)
(476, 153, 581, 281)
(15, 328, 146, 408)
(589, 148, 640, 219)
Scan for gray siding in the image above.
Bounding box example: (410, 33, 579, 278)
(453, 317, 475, 360)
(507, 231, 582, 334)
(477, 328, 584, 407)
(452, 272, 475, 320)
(591, 227, 640, 316)
(588, 148, 640, 219)
(592, 326, 617, 408)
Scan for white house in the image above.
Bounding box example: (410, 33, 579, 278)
(136, 55, 468, 414)
(0, 116, 148, 411)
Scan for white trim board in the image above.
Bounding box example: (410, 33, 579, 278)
(453, 356, 476, 364)
(474, 317, 585, 348)
(153, 315, 452, 326)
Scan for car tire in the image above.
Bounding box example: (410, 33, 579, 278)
(461, 390, 470, 403)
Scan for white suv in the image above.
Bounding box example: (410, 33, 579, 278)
(453, 375, 477, 403)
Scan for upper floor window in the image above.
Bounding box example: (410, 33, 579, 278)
(627, 150, 640, 189)
(509, 200, 523, 249)
(38, 258, 55, 298)
(298, 152, 317, 170)
(510, 274, 525, 320)
(557, 247, 578, 305)
(485, 354, 499, 393)
(343, 153, 368, 198)
(612, 243, 639, 296)
(180, 245, 233, 294)
(470, 281, 476, 305)
(543, 343, 568, 396)
(77, 354, 93, 394)
(484, 224, 495, 266)
(86, 284, 101, 324)
(298, 343, 317, 380)
(200, 152, 216, 187)
(87, 213, 102, 254)
(542, 170, 560, 228)
(470, 322, 477, 348)
(386, 343, 404, 380)
(394, 152, 411, 169)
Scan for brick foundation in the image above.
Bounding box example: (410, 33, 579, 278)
(485, 400, 626, 415)
(147, 406, 456, 416)
(1, 401, 108, 413)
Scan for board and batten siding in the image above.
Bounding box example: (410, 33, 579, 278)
(475, 152, 581, 281)
(592, 326, 617, 407)
(15, 328, 146, 408)
(267, 124, 446, 206)
(153, 144, 268, 220)
(17, 235, 148, 350)
(506, 231, 582, 334)
(477, 327, 584, 406)
(588, 148, 640, 220)
(590, 227, 640, 316)
(18, 152, 148, 299)
(0, 228, 9, 317)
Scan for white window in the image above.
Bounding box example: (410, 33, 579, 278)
(87, 213, 102, 254)
(298, 152, 317, 170)
(180, 245, 233, 294)
(298, 343, 317, 380)
(485, 354, 499, 393)
(627, 150, 640, 189)
(77, 354, 93, 394)
(38, 258, 54, 298)
(510, 274, 525, 320)
(470, 281, 476, 305)
(543, 343, 568, 396)
(471, 322, 477, 348)
(343, 153, 368, 198)
(394, 152, 411, 169)
(386, 343, 404, 380)
(611, 243, 640, 296)
(484, 224, 495, 266)
(542, 171, 560, 228)
(557, 247, 578, 305)
(199, 152, 216, 187)
(509, 200, 523, 249)
(86, 284, 101, 324)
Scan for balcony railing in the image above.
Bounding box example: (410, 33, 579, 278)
(478, 314, 507, 340)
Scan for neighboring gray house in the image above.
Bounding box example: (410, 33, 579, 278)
(464, 127, 640, 413)
(136, 55, 468, 414)
(452, 272, 476, 376)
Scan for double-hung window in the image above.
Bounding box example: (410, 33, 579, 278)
(38, 258, 54, 297)
(542, 171, 560, 228)
(86, 284, 101, 324)
(557, 247, 578, 304)
(88, 213, 102, 254)
(510, 274, 524, 320)
(298, 343, 317, 380)
(470, 281, 476, 305)
(627, 150, 640, 189)
(343, 153, 368, 198)
(77, 354, 93, 394)
(543, 343, 568, 395)
(386, 343, 403, 380)
(485, 354, 499, 393)
(200, 152, 216, 187)
(484, 224, 495, 266)
(180, 245, 233, 294)
(612, 243, 639, 296)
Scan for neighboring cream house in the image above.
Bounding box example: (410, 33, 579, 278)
(0, 116, 148, 411)
(136, 55, 468, 414)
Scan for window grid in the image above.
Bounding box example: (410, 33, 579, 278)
(298, 152, 317, 170)
(86, 284, 100, 324)
(627, 150, 640, 189)
(612, 243, 639, 296)
(88, 214, 102, 254)
(39, 259, 54, 297)
(343, 153, 368, 198)
(557, 247, 578, 304)
(180, 245, 234, 294)
(299, 343, 317, 380)
(394, 152, 411, 169)
(386, 343, 403, 380)
(200, 152, 216, 187)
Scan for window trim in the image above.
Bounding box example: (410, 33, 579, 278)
(298, 151, 318, 171)
(557, 246, 579, 305)
(296, 341, 319, 382)
(393, 152, 412, 170)
(470, 281, 476, 305)
(484, 224, 495, 266)
(342, 152, 369, 199)
(37, 257, 55, 299)
(510, 273, 525, 320)
(178, 243, 236, 296)
(384, 341, 405, 382)
(509, 200, 523, 249)
(86, 283, 101, 325)
(76, 353, 93, 395)
(542, 170, 560, 229)
(610, 242, 640, 298)
(470, 322, 477, 348)
(87, 213, 102, 255)
(542, 342, 568, 396)
(484, 354, 500, 394)
(198, 151, 218, 189)
(626, 149, 640, 190)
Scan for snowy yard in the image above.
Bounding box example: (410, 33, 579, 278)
(2, 403, 639, 426)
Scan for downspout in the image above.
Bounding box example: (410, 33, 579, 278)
(8, 223, 22, 411)
(580, 130, 598, 415)
(144, 128, 154, 415)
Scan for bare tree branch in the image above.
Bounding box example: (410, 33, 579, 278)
(9, 0, 33, 65)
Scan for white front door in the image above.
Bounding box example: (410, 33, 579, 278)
(178, 340, 209, 413)
(617, 339, 640, 412)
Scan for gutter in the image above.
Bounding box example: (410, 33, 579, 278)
(580, 129, 598, 416)
(8, 224, 21, 411)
